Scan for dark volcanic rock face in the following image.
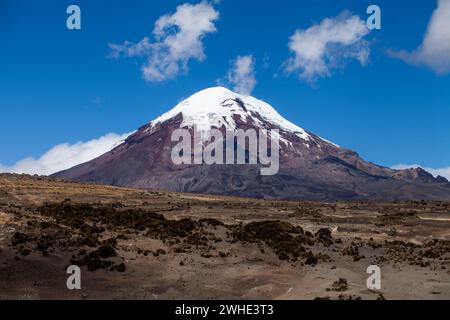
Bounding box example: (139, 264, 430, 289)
(53, 87, 450, 201)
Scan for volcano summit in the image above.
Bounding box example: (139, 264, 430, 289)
(54, 87, 450, 201)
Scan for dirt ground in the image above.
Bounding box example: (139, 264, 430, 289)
(1, 173, 450, 300)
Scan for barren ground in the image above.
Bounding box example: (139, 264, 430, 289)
(1, 173, 450, 300)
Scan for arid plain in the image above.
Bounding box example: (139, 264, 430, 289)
(1, 173, 450, 300)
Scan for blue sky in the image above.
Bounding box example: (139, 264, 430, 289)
(1, 0, 449, 177)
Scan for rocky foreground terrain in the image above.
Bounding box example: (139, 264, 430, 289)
(1, 173, 450, 300)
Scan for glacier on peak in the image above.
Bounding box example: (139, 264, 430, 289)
(150, 87, 313, 141)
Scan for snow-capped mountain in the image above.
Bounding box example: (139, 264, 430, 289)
(54, 87, 450, 201)
(149, 87, 311, 142)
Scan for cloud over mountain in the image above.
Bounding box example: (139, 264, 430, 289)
(284, 11, 371, 83)
(109, 1, 219, 82)
(389, 0, 450, 75)
(225, 55, 257, 95)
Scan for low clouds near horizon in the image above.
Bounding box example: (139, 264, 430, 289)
(0, 132, 132, 176)
(284, 11, 371, 83)
(389, 0, 450, 75)
(392, 164, 450, 180)
(109, 1, 219, 82)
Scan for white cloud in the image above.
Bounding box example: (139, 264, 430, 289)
(389, 0, 450, 74)
(226, 55, 257, 95)
(284, 11, 371, 83)
(392, 164, 450, 180)
(0, 132, 132, 176)
(109, 1, 219, 82)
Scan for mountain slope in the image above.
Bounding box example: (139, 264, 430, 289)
(54, 87, 450, 201)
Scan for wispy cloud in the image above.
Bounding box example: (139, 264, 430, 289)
(284, 11, 371, 84)
(225, 55, 257, 95)
(0, 132, 132, 176)
(388, 0, 450, 74)
(392, 163, 450, 180)
(109, 1, 219, 82)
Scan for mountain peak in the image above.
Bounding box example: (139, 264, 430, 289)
(193, 86, 235, 96)
(53, 87, 450, 201)
(150, 86, 311, 141)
